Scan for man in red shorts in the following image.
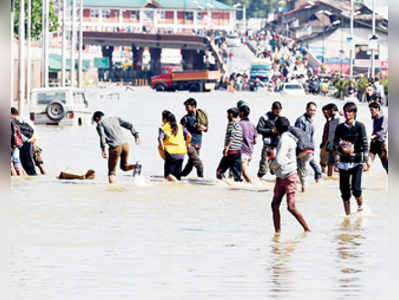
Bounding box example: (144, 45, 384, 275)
(270, 117, 311, 233)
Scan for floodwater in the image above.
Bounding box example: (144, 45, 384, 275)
(10, 46, 390, 299)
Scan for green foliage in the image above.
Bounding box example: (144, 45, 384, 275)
(13, 0, 59, 41)
(219, 0, 286, 18)
(380, 76, 388, 95)
(356, 75, 369, 94)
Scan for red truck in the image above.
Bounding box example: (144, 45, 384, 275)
(151, 66, 221, 92)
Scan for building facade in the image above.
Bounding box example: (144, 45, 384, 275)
(79, 0, 236, 33)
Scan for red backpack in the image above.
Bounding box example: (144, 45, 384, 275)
(11, 118, 23, 148)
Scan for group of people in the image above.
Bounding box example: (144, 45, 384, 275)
(92, 96, 388, 233)
(10, 107, 46, 177)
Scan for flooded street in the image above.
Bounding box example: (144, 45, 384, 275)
(10, 86, 390, 299)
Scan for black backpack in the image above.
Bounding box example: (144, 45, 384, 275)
(18, 120, 34, 139)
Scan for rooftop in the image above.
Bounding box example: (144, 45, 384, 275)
(82, 0, 235, 10)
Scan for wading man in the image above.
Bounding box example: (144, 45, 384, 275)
(270, 117, 311, 233)
(368, 102, 388, 173)
(334, 102, 369, 215)
(92, 111, 141, 184)
(295, 102, 322, 183)
(180, 98, 207, 178)
(257, 101, 282, 179)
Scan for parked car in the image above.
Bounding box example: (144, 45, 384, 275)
(226, 34, 241, 47)
(29, 88, 91, 126)
(281, 82, 306, 96)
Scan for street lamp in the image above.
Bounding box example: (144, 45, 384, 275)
(233, 2, 246, 33)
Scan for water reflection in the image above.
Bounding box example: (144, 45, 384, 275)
(334, 217, 365, 297)
(268, 234, 298, 298)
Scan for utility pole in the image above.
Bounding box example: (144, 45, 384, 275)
(243, 4, 246, 34)
(18, 0, 25, 114)
(42, 0, 49, 87)
(27, 0, 31, 104)
(349, 0, 354, 79)
(78, 0, 83, 88)
(71, 0, 77, 88)
(11, 0, 15, 104)
(371, 0, 376, 79)
(61, 0, 67, 87)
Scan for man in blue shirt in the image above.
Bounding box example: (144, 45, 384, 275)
(180, 98, 207, 178)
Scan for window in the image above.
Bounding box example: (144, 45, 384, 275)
(158, 10, 166, 20)
(102, 9, 111, 19)
(130, 11, 139, 20)
(184, 12, 193, 21)
(90, 9, 99, 18)
(37, 92, 66, 105)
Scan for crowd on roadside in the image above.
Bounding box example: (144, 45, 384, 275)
(216, 28, 388, 106)
(10, 108, 46, 177)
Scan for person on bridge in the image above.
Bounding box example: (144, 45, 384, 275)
(256, 101, 282, 180)
(92, 111, 141, 184)
(180, 98, 207, 178)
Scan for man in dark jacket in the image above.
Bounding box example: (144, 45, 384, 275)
(295, 102, 322, 183)
(256, 101, 282, 179)
(289, 126, 314, 192)
(180, 98, 207, 178)
(334, 102, 369, 215)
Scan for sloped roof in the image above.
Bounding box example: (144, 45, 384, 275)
(83, 0, 235, 10)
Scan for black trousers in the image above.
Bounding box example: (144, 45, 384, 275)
(370, 140, 388, 173)
(164, 152, 183, 180)
(216, 152, 242, 182)
(339, 164, 363, 201)
(19, 142, 37, 176)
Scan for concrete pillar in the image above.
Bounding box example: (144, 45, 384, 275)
(193, 50, 205, 70)
(132, 44, 144, 73)
(149, 48, 162, 75)
(182, 49, 194, 70)
(101, 45, 114, 72)
(174, 10, 177, 33)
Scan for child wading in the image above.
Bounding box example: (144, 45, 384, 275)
(270, 117, 310, 233)
(334, 102, 370, 215)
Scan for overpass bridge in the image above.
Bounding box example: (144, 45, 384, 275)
(83, 31, 225, 76)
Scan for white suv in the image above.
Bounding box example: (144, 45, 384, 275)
(30, 88, 91, 126)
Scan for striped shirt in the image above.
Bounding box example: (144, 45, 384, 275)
(225, 120, 243, 151)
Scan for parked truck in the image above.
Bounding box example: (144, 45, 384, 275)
(151, 66, 221, 92)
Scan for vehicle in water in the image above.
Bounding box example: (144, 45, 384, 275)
(248, 61, 271, 91)
(29, 88, 91, 126)
(151, 66, 221, 92)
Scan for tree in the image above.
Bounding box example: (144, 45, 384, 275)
(218, 0, 286, 18)
(13, 0, 59, 40)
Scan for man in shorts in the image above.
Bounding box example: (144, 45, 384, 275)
(93, 111, 141, 184)
(270, 117, 311, 233)
(238, 104, 257, 183)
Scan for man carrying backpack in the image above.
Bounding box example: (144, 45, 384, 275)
(11, 107, 38, 176)
(180, 98, 208, 178)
